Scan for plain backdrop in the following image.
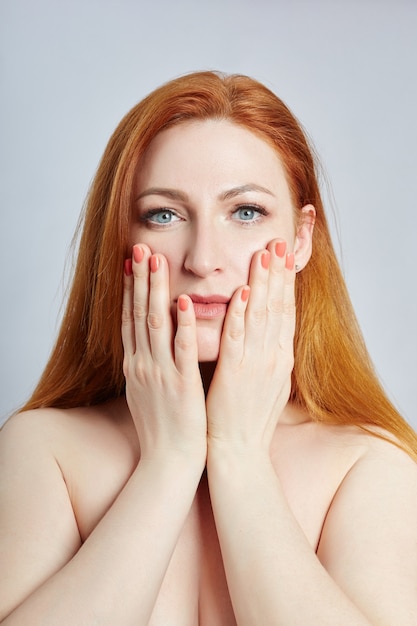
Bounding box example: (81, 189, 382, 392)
(0, 0, 416, 428)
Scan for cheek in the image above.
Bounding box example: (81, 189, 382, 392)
(167, 261, 184, 290)
(129, 229, 180, 262)
(234, 247, 255, 283)
(128, 231, 144, 253)
(233, 233, 278, 280)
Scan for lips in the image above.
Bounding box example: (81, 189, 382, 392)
(186, 294, 230, 319)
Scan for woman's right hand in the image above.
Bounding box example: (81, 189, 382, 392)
(122, 244, 207, 465)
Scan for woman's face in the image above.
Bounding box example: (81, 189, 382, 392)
(131, 119, 311, 361)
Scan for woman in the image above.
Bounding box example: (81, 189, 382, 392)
(0, 71, 416, 625)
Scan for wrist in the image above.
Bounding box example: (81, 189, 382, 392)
(206, 439, 272, 474)
(139, 444, 207, 474)
(207, 433, 271, 455)
(132, 455, 205, 502)
(138, 431, 207, 462)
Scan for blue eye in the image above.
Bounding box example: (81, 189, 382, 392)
(233, 205, 265, 222)
(144, 209, 180, 225)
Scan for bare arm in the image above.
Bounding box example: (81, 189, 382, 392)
(0, 414, 203, 625)
(0, 245, 207, 625)
(207, 442, 417, 625)
(206, 238, 417, 624)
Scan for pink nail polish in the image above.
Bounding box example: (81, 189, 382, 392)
(133, 245, 144, 263)
(261, 251, 270, 269)
(178, 295, 189, 312)
(241, 287, 250, 302)
(150, 255, 159, 273)
(124, 258, 133, 276)
(285, 252, 295, 270)
(275, 241, 286, 258)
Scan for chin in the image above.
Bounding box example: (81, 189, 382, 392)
(196, 327, 221, 362)
(198, 350, 220, 363)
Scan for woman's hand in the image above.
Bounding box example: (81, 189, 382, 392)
(206, 238, 296, 454)
(122, 244, 207, 464)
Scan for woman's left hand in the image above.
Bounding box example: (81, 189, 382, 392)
(206, 238, 296, 454)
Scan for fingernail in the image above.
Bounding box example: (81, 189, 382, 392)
(150, 254, 160, 273)
(261, 251, 270, 269)
(124, 259, 133, 276)
(133, 245, 144, 263)
(275, 240, 287, 258)
(178, 295, 189, 312)
(285, 252, 295, 270)
(241, 287, 250, 302)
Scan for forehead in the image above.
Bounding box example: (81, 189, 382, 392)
(136, 119, 289, 195)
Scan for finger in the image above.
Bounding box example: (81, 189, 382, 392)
(132, 243, 153, 354)
(218, 285, 250, 366)
(147, 253, 174, 362)
(174, 295, 199, 377)
(121, 259, 135, 356)
(243, 248, 270, 349)
(264, 239, 296, 351)
(279, 252, 297, 348)
(263, 238, 288, 348)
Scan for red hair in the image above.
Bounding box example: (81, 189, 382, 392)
(21, 71, 417, 459)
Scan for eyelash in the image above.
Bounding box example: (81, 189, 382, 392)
(232, 204, 269, 224)
(139, 208, 181, 227)
(139, 204, 269, 228)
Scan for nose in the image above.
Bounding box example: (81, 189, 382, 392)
(183, 223, 223, 277)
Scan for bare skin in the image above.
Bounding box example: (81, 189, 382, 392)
(1, 399, 416, 625)
(1, 120, 416, 624)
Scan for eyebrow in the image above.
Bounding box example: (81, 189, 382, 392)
(220, 184, 275, 200)
(136, 187, 188, 202)
(136, 184, 276, 202)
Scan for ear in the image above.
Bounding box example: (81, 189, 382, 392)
(294, 204, 315, 272)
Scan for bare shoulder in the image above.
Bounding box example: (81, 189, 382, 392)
(1, 398, 138, 463)
(0, 400, 138, 620)
(335, 424, 417, 522)
(324, 422, 417, 486)
(1, 399, 139, 505)
(2, 400, 138, 510)
(0, 402, 131, 516)
(0, 407, 86, 620)
(357, 425, 417, 469)
(305, 420, 417, 511)
(0, 405, 78, 466)
(277, 412, 417, 475)
(2, 398, 125, 437)
(316, 426, 417, 625)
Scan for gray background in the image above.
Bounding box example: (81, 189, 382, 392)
(1, 0, 416, 428)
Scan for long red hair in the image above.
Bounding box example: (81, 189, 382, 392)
(21, 71, 417, 459)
